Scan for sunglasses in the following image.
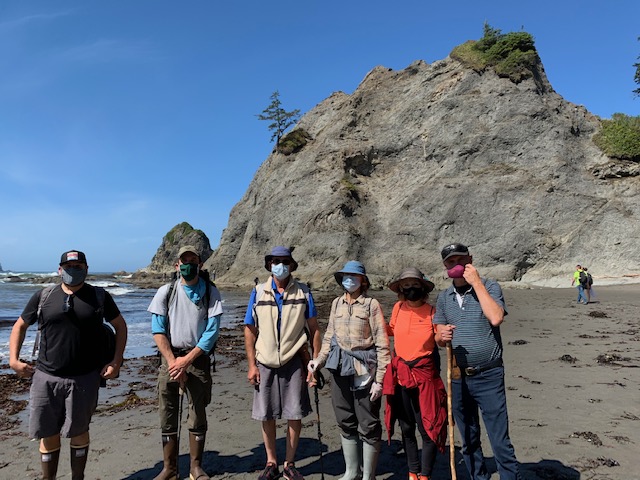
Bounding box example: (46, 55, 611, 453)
(271, 258, 292, 266)
(63, 294, 74, 313)
(441, 244, 469, 260)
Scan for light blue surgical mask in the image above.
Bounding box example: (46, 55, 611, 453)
(271, 263, 290, 281)
(342, 275, 361, 293)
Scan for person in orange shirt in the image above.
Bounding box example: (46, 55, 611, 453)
(383, 267, 447, 480)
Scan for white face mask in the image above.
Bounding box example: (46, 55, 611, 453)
(271, 263, 290, 281)
(342, 275, 361, 293)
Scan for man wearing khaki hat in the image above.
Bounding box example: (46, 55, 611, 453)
(148, 245, 223, 480)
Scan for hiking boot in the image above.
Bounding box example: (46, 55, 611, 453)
(283, 462, 304, 480)
(258, 462, 280, 480)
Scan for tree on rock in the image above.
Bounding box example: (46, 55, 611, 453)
(257, 90, 300, 148)
(634, 36, 640, 96)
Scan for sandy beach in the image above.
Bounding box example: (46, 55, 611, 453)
(1, 284, 639, 480)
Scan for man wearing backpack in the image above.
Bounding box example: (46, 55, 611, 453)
(244, 246, 321, 480)
(9, 250, 127, 480)
(148, 245, 223, 480)
(571, 264, 588, 304)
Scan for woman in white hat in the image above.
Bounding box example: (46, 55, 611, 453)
(383, 267, 447, 480)
(308, 261, 390, 480)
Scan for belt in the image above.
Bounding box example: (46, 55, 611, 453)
(463, 358, 503, 377)
(171, 347, 193, 357)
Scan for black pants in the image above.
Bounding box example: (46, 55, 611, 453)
(395, 385, 437, 476)
(331, 373, 382, 444)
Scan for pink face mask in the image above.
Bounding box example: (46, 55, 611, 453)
(447, 264, 466, 278)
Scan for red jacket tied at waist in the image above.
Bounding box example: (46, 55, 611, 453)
(382, 354, 448, 452)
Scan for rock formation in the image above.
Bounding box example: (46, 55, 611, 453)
(201, 52, 639, 289)
(144, 222, 213, 275)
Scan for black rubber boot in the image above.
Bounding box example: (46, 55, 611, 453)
(70, 444, 89, 480)
(153, 434, 179, 480)
(41, 447, 60, 480)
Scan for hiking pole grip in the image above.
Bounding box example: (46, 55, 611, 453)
(446, 342, 457, 480)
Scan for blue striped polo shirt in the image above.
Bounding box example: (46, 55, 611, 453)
(433, 278, 507, 368)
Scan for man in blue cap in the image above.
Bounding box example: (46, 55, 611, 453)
(244, 246, 321, 480)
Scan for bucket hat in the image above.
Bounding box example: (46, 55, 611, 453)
(264, 246, 298, 272)
(334, 260, 370, 288)
(388, 267, 435, 293)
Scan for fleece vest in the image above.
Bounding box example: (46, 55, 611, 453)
(253, 278, 309, 368)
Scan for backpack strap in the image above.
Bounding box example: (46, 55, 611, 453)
(32, 285, 58, 358)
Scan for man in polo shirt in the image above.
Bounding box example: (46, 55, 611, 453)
(433, 243, 521, 480)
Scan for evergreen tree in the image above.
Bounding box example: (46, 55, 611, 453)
(257, 91, 301, 147)
(634, 37, 640, 96)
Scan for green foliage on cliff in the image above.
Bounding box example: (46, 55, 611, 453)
(165, 222, 205, 244)
(593, 114, 640, 161)
(451, 23, 538, 82)
(278, 128, 311, 155)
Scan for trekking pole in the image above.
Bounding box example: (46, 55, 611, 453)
(313, 370, 326, 480)
(177, 385, 185, 479)
(446, 343, 457, 480)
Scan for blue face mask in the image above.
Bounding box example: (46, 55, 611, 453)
(271, 263, 290, 281)
(342, 275, 361, 293)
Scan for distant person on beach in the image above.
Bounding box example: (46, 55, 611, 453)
(582, 267, 595, 303)
(571, 264, 588, 304)
(148, 245, 223, 480)
(244, 246, 321, 480)
(9, 250, 127, 480)
(308, 261, 390, 480)
(433, 243, 521, 480)
(382, 267, 447, 480)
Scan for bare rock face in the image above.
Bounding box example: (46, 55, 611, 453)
(144, 222, 213, 274)
(204, 57, 640, 289)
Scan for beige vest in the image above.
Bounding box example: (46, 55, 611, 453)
(253, 278, 309, 368)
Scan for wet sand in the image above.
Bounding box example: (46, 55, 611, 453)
(0, 284, 639, 479)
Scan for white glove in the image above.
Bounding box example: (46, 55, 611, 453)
(369, 382, 383, 401)
(307, 358, 320, 373)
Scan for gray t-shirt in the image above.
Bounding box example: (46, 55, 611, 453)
(148, 280, 223, 350)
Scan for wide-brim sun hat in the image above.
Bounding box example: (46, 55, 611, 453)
(388, 267, 435, 293)
(264, 246, 299, 272)
(334, 260, 370, 287)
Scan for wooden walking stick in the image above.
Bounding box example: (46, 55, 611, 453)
(446, 342, 457, 480)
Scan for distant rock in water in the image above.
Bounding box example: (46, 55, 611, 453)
(202, 35, 639, 289)
(143, 222, 213, 275)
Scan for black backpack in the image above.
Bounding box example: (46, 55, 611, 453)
(579, 271, 589, 287)
(36, 285, 116, 376)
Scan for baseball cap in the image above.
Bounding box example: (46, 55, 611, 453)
(178, 245, 201, 260)
(60, 250, 87, 265)
(440, 243, 470, 261)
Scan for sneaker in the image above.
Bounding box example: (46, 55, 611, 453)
(258, 462, 280, 480)
(283, 462, 304, 480)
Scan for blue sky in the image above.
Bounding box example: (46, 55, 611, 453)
(1, 1, 638, 272)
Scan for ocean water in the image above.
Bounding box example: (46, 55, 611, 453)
(0, 272, 250, 370)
